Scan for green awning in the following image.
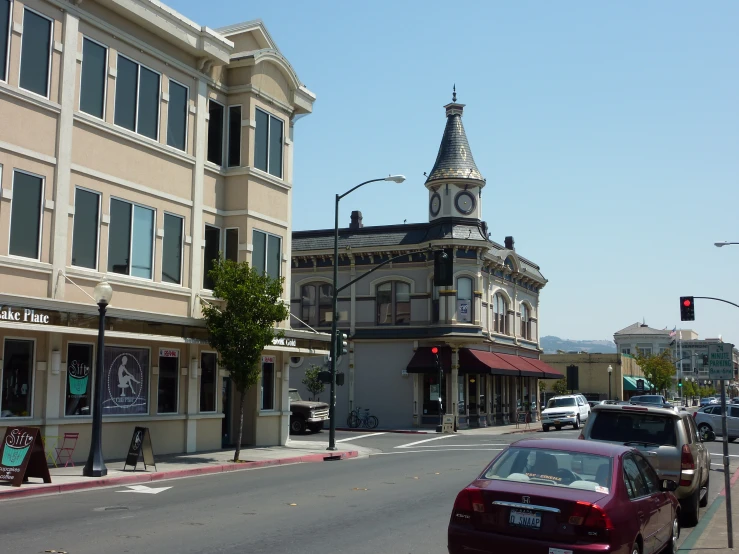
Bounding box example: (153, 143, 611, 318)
(623, 376, 653, 391)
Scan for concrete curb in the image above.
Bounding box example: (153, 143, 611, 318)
(335, 428, 430, 434)
(0, 450, 358, 502)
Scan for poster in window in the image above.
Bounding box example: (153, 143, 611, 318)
(1, 340, 34, 418)
(456, 300, 471, 323)
(429, 384, 440, 401)
(102, 346, 149, 415)
(66, 343, 93, 416)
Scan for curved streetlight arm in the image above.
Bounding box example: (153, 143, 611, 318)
(693, 296, 739, 310)
(338, 177, 388, 201)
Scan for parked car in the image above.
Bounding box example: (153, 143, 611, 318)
(630, 394, 668, 407)
(693, 405, 739, 441)
(700, 397, 718, 407)
(580, 403, 709, 526)
(288, 388, 329, 434)
(448, 438, 680, 554)
(540, 394, 590, 431)
(732, 397, 739, 405)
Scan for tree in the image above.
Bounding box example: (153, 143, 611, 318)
(552, 378, 568, 396)
(201, 257, 289, 462)
(683, 380, 697, 400)
(302, 365, 325, 401)
(633, 349, 675, 395)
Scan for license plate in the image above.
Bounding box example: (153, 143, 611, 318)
(553, 420, 561, 425)
(509, 509, 541, 529)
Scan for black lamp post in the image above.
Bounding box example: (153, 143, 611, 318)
(328, 175, 406, 451)
(83, 280, 113, 477)
(607, 365, 613, 400)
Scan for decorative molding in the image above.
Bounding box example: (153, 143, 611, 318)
(156, 228, 165, 238)
(44, 199, 55, 210)
(185, 235, 192, 244)
(12, 22, 22, 35)
(228, 84, 293, 115)
(1, 188, 12, 200)
(0, 81, 62, 116)
(54, 41, 64, 53)
(108, 66, 117, 78)
(0, 255, 53, 274)
(101, 213, 110, 224)
(201, 206, 289, 229)
(161, 92, 169, 103)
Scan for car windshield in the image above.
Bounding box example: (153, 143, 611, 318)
(288, 390, 301, 402)
(483, 447, 613, 493)
(590, 411, 677, 446)
(547, 398, 576, 408)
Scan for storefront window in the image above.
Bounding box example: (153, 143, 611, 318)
(66, 343, 93, 416)
(468, 375, 478, 413)
(1, 339, 34, 417)
(200, 352, 217, 412)
(158, 349, 179, 414)
(102, 346, 149, 415)
(422, 373, 446, 415)
(458, 375, 465, 415)
(261, 356, 275, 410)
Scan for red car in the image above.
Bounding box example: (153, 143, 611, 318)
(448, 438, 680, 554)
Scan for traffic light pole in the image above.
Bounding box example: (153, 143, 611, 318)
(328, 193, 340, 451)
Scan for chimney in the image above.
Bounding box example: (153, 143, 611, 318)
(349, 210, 363, 230)
(504, 236, 514, 250)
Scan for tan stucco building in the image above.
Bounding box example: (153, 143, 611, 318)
(0, 0, 328, 460)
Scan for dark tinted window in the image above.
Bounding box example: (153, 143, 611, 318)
(200, 352, 216, 412)
(137, 66, 159, 140)
(167, 81, 187, 150)
(131, 205, 154, 279)
(9, 171, 42, 258)
(225, 228, 238, 262)
(227, 105, 241, 167)
(634, 454, 660, 494)
(262, 359, 275, 410)
(590, 411, 677, 446)
(207, 101, 224, 165)
(254, 108, 268, 172)
(0, 0, 9, 81)
(268, 115, 283, 177)
(203, 225, 220, 289)
(108, 199, 132, 274)
(71, 188, 99, 268)
(157, 353, 178, 414)
(252, 230, 266, 274)
(19, 9, 51, 96)
(1, 339, 33, 417)
(115, 56, 138, 131)
(161, 213, 183, 284)
(80, 38, 106, 118)
(730, 406, 739, 418)
(623, 455, 649, 498)
(267, 234, 281, 279)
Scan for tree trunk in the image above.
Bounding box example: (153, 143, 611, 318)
(234, 391, 245, 462)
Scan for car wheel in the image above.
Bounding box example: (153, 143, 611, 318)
(630, 539, 641, 554)
(665, 515, 680, 554)
(680, 485, 701, 527)
(542, 425, 550, 432)
(573, 416, 580, 430)
(700, 471, 710, 508)
(698, 423, 714, 442)
(290, 416, 306, 434)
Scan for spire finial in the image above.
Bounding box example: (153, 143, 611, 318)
(452, 84, 457, 103)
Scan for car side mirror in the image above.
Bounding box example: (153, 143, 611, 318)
(660, 479, 679, 492)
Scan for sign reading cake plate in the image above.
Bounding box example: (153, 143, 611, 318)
(102, 346, 150, 415)
(0, 427, 51, 487)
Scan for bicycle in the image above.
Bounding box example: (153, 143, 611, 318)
(347, 407, 378, 429)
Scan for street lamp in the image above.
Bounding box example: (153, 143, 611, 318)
(83, 279, 113, 477)
(607, 365, 613, 400)
(715, 242, 739, 248)
(328, 175, 406, 451)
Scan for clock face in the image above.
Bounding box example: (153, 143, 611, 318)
(429, 193, 441, 216)
(454, 191, 476, 215)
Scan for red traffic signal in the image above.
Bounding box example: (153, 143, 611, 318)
(683, 299, 692, 307)
(431, 347, 439, 355)
(680, 296, 695, 321)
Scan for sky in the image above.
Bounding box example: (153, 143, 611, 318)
(170, 0, 739, 343)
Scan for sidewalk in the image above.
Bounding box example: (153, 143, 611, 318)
(0, 439, 364, 502)
(679, 466, 739, 552)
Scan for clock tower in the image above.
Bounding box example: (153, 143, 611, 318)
(425, 88, 485, 222)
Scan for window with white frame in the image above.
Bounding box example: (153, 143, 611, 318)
(492, 293, 508, 335)
(261, 356, 275, 410)
(252, 230, 281, 280)
(71, 187, 100, 269)
(300, 283, 333, 327)
(19, 8, 52, 97)
(166, 80, 188, 151)
(207, 99, 224, 165)
(621, 347, 631, 355)
(79, 37, 107, 119)
(107, 198, 155, 279)
(636, 345, 653, 357)
(157, 348, 179, 414)
(376, 281, 411, 325)
(203, 225, 221, 290)
(0, 0, 10, 82)
(199, 352, 217, 412)
(9, 170, 43, 259)
(456, 277, 473, 323)
(114, 54, 160, 140)
(161, 213, 183, 284)
(254, 108, 283, 178)
(1, 338, 34, 417)
(520, 303, 532, 340)
(227, 105, 241, 167)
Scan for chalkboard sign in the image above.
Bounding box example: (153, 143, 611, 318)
(0, 427, 51, 487)
(517, 412, 528, 423)
(124, 427, 157, 471)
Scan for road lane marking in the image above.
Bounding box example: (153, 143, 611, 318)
(117, 485, 172, 494)
(396, 435, 458, 448)
(374, 448, 504, 455)
(336, 432, 387, 442)
(403, 443, 508, 448)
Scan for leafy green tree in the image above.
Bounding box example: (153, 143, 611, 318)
(683, 380, 697, 400)
(201, 257, 289, 462)
(302, 365, 325, 400)
(633, 349, 675, 395)
(552, 378, 569, 396)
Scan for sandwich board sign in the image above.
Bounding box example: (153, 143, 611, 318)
(0, 427, 51, 487)
(124, 427, 157, 471)
(708, 343, 735, 380)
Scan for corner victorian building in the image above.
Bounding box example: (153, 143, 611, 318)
(290, 94, 561, 430)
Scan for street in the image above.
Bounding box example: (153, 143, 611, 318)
(1, 428, 738, 554)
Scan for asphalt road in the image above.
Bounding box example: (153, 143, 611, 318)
(1, 428, 736, 554)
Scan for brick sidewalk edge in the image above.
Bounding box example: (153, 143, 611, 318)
(0, 450, 358, 502)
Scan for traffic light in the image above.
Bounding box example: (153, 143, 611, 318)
(680, 296, 695, 321)
(336, 373, 345, 386)
(678, 378, 682, 388)
(434, 249, 453, 286)
(336, 331, 348, 357)
(431, 346, 442, 373)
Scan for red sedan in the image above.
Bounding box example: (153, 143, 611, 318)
(448, 438, 680, 554)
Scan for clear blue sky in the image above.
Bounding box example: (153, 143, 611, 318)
(171, 0, 739, 343)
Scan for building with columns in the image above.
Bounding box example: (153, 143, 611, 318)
(0, 0, 330, 460)
(289, 93, 561, 430)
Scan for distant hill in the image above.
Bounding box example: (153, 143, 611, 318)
(540, 336, 617, 354)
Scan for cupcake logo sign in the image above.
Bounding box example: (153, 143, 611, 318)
(68, 360, 90, 396)
(2, 428, 34, 467)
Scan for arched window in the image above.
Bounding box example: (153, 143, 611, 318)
(457, 277, 473, 323)
(521, 303, 531, 340)
(376, 281, 411, 325)
(493, 293, 508, 334)
(300, 283, 333, 327)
